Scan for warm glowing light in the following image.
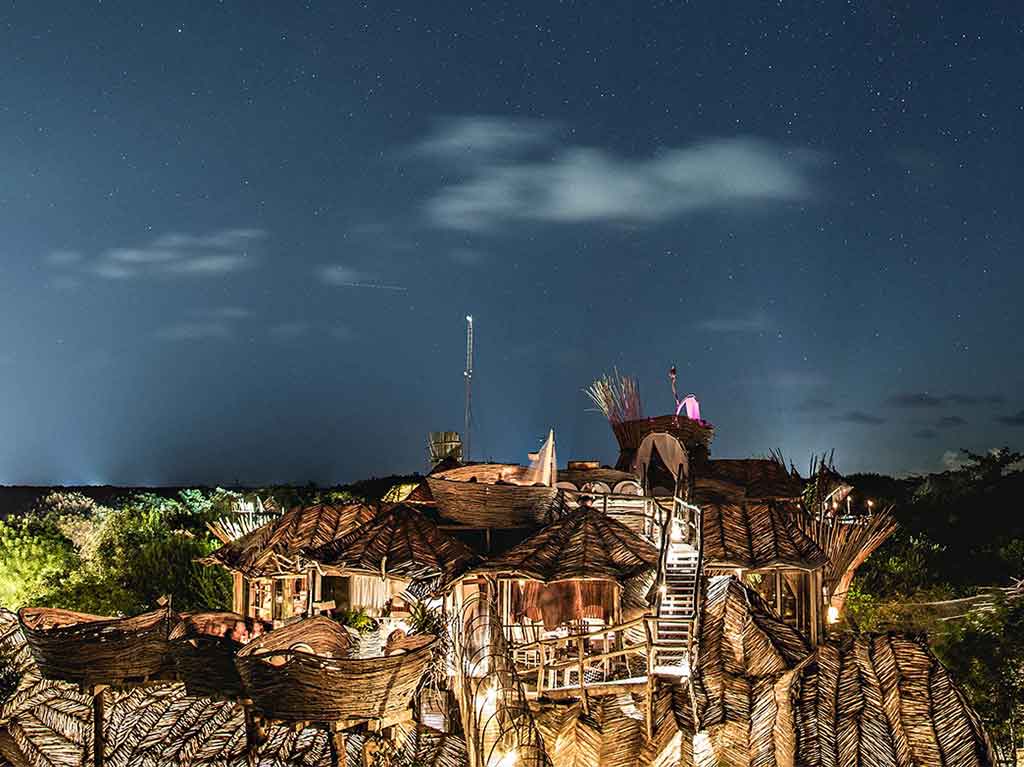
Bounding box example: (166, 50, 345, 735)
(827, 605, 840, 624)
(659, 584, 668, 595)
(491, 749, 518, 767)
(466, 315, 473, 323)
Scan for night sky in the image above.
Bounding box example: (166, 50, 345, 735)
(2, 2, 1022, 485)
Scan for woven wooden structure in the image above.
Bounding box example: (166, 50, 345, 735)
(470, 507, 659, 584)
(204, 502, 376, 577)
(235, 616, 435, 725)
(0, 610, 336, 767)
(698, 458, 804, 500)
(771, 635, 995, 767)
(168, 611, 257, 699)
(426, 475, 560, 528)
(611, 415, 714, 471)
(17, 607, 176, 688)
(304, 504, 479, 596)
(691, 577, 810, 731)
(700, 500, 829, 571)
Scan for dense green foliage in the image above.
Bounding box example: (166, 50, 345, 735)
(0, 489, 236, 614)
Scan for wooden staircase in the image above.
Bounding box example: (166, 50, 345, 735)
(655, 521, 701, 671)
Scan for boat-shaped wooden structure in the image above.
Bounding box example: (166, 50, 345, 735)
(17, 607, 176, 688)
(234, 615, 436, 727)
(427, 464, 561, 528)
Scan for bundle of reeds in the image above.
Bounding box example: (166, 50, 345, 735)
(585, 369, 643, 425)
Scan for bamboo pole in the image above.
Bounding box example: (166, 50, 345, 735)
(643, 620, 655, 740)
(577, 635, 589, 716)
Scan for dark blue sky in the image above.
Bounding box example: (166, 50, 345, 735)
(1, 2, 1021, 484)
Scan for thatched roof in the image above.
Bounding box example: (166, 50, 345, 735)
(204, 502, 376, 577)
(698, 458, 804, 500)
(470, 507, 659, 583)
(691, 577, 810, 731)
(700, 500, 829, 571)
(303, 504, 478, 593)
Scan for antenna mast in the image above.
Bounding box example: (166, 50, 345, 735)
(464, 315, 474, 462)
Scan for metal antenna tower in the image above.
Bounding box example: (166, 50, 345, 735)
(464, 315, 474, 462)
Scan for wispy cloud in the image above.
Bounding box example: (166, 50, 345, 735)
(415, 117, 821, 231)
(936, 415, 967, 428)
(913, 428, 938, 440)
(449, 248, 489, 266)
(155, 321, 233, 341)
(834, 410, 886, 425)
(697, 313, 773, 333)
(886, 391, 1004, 408)
(46, 229, 265, 281)
(997, 410, 1024, 426)
(316, 264, 407, 291)
(413, 116, 557, 164)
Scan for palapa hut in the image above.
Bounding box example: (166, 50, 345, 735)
(696, 459, 829, 643)
(203, 502, 375, 624)
(303, 503, 479, 608)
(468, 505, 659, 635)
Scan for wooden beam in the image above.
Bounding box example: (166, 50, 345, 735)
(92, 687, 106, 767)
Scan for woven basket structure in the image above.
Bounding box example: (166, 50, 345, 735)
(168, 611, 257, 699)
(235, 616, 435, 724)
(611, 415, 714, 470)
(426, 476, 560, 528)
(17, 607, 176, 688)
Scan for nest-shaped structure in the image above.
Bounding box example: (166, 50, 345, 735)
(426, 472, 560, 528)
(168, 611, 258, 699)
(303, 504, 479, 597)
(234, 616, 435, 725)
(611, 415, 714, 471)
(17, 607, 176, 688)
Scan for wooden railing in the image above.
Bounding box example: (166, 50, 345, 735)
(510, 614, 687, 738)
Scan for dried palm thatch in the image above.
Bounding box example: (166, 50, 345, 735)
(470, 507, 659, 583)
(235, 616, 434, 726)
(780, 634, 995, 767)
(699, 500, 829, 571)
(585, 369, 643, 426)
(168, 612, 258, 700)
(797, 509, 898, 617)
(397, 725, 469, 767)
(303, 504, 479, 597)
(1, 610, 332, 767)
(699, 459, 804, 501)
(203, 503, 377, 577)
(690, 577, 810, 733)
(17, 608, 176, 688)
(425, 476, 560, 528)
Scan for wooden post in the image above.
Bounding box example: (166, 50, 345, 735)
(644, 618, 656, 740)
(91, 686, 106, 767)
(577, 635, 589, 716)
(536, 643, 545, 697)
(328, 723, 347, 767)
